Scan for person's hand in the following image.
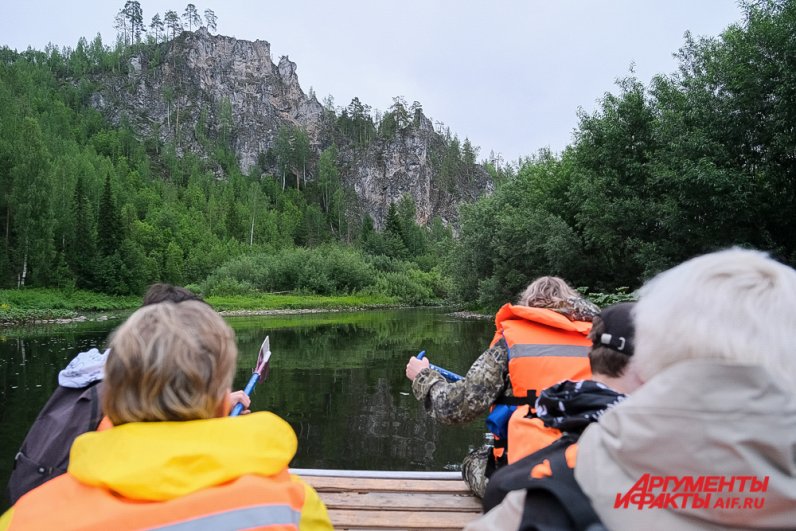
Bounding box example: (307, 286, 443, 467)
(228, 390, 251, 415)
(406, 356, 430, 382)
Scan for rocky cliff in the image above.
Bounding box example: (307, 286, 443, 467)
(91, 28, 492, 227)
(340, 114, 489, 227)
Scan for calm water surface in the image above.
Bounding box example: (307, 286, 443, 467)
(0, 308, 493, 509)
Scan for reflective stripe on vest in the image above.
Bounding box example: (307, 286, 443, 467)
(509, 344, 589, 359)
(151, 504, 300, 531)
(8, 473, 306, 530)
(488, 304, 593, 466)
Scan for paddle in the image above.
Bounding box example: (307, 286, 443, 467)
(416, 350, 463, 382)
(230, 336, 272, 416)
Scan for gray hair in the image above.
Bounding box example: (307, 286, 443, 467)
(632, 248, 796, 388)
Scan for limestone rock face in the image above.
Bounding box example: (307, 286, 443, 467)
(342, 115, 492, 228)
(91, 28, 492, 227)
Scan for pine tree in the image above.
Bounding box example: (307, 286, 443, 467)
(385, 203, 402, 236)
(183, 4, 201, 32)
(204, 8, 217, 32)
(150, 13, 164, 43)
(123, 1, 145, 44)
(68, 175, 98, 288)
(98, 173, 123, 256)
(164, 10, 182, 40)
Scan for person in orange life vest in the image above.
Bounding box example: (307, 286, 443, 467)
(0, 301, 332, 531)
(464, 302, 642, 531)
(7, 283, 252, 504)
(405, 276, 599, 497)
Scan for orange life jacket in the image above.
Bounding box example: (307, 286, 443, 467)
(6, 471, 306, 530)
(487, 304, 592, 467)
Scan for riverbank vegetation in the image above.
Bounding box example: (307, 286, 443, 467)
(451, 1, 796, 307)
(0, 288, 398, 323)
(0, 12, 456, 308)
(2, 1, 795, 317)
(0, 289, 139, 322)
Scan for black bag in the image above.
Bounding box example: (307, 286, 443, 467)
(7, 381, 103, 504)
(483, 436, 605, 531)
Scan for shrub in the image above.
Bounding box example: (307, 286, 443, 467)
(202, 245, 451, 305)
(203, 245, 378, 296)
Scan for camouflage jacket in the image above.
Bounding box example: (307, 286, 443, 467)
(411, 296, 599, 425)
(411, 341, 512, 424)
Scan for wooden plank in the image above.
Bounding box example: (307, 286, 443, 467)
(301, 475, 472, 494)
(291, 468, 463, 480)
(327, 509, 478, 530)
(320, 491, 482, 512)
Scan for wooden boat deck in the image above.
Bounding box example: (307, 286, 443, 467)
(292, 469, 482, 530)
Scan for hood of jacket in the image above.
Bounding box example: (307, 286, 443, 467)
(67, 411, 297, 502)
(575, 360, 796, 530)
(58, 348, 108, 388)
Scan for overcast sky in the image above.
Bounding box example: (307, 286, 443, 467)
(1, 1, 743, 164)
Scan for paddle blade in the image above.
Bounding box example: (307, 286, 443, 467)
(254, 336, 271, 377)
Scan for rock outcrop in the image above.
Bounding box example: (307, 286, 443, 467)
(91, 28, 492, 227)
(341, 114, 491, 227)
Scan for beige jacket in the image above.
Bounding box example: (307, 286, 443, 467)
(576, 360, 796, 530)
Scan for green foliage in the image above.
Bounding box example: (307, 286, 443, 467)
(11, 0, 796, 313)
(451, 0, 796, 305)
(576, 287, 636, 308)
(0, 40, 383, 296)
(369, 266, 449, 305)
(336, 97, 377, 146)
(201, 245, 449, 305)
(203, 246, 378, 296)
(205, 293, 395, 311)
(271, 124, 311, 190)
(0, 288, 139, 313)
(98, 172, 123, 256)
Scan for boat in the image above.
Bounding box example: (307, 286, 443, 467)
(292, 469, 482, 530)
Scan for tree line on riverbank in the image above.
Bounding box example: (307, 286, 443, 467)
(2, 0, 795, 312)
(452, 0, 796, 307)
(0, 34, 454, 306)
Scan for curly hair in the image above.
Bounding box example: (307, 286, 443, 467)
(517, 276, 580, 307)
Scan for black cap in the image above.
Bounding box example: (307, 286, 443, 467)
(595, 302, 636, 356)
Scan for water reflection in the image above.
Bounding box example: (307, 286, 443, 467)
(0, 309, 492, 509)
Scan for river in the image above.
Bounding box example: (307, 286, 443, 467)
(0, 308, 493, 509)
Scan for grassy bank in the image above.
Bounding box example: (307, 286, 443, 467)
(206, 293, 397, 311)
(0, 288, 401, 324)
(0, 289, 140, 322)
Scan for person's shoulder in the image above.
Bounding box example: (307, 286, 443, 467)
(289, 475, 334, 530)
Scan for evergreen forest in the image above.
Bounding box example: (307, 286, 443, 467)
(2, 0, 796, 311)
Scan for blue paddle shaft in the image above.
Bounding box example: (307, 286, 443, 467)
(415, 351, 463, 382)
(432, 365, 463, 382)
(230, 372, 260, 417)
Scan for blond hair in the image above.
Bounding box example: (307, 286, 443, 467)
(633, 248, 796, 388)
(103, 301, 238, 425)
(518, 276, 580, 307)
